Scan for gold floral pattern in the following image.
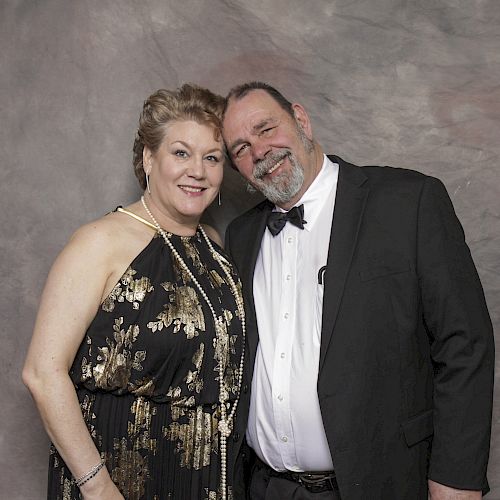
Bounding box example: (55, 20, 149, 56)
(93, 317, 144, 390)
(79, 395, 156, 499)
(163, 404, 218, 470)
(213, 309, 240, 398)
(102, 267, 154, 312)
(186, 343, 205, 393)
(182, 236, 206, 275)
(209, 269, 225, 289)
(205, 487, 234, 500)
(129, 376, 156, 397)
(107, 438, 149, 500)
(128, 397, 157, 453)
(147, 283, 205, 339)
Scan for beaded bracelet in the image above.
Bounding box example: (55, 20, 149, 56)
(74, 460, 105, 488)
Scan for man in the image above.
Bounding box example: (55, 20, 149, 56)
(223, 82, 494, 500)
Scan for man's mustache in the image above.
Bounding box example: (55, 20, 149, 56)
(253, 150, 290, 180)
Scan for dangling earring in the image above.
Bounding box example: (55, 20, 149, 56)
(218, 191, 221, 206)
(145, 163, 152, 194)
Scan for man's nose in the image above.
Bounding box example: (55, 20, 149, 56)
(252, 140, 271, 163)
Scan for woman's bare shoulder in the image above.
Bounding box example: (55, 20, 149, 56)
(71, 203, 153, 246)
(68, 212, 127, 254)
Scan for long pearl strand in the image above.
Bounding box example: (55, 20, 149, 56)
(141, 196, 245, 500)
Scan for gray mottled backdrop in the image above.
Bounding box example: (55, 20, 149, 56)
(1, 0, 499, 498)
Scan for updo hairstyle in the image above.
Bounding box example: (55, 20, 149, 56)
(132, 84, 226, 189)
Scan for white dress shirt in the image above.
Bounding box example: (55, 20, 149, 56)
(247, 155, 339, 472)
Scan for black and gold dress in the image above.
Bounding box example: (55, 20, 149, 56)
(47, 213, 244, 500)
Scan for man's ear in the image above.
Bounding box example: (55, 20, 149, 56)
(292, 103, 313, 140)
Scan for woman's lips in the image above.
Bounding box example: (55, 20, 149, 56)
(179, 185, 206, 194)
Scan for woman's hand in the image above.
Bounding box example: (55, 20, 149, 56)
(428, 479, 481, 499)
(82, 484, 124, 500)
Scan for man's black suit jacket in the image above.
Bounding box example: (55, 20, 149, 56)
(225, 156, 494, 500)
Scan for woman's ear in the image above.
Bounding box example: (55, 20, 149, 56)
(143, 147, 153, 174)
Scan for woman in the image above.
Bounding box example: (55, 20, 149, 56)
(23, 84, 245, 500)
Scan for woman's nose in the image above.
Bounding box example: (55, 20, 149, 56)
(187, 156, 205, 178)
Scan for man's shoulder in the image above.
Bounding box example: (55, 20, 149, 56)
(227, 199, 270, 229)
(331, 155, 430, 188)
(225, 199, 270, 251)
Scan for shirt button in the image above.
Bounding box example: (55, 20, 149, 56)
(287, 237, 293, 244)
(286, 275, 291, 281)
(277, 394, 283, 401)
(284, 312, 289, 319)
(280, 352, 285, 359)
(282, 436, 288, 442)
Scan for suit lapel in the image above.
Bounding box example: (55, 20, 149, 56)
(319, 157, 369, 373)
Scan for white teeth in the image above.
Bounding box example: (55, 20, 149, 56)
(267, 158, 284, 175)
(181, 186, 203, 193)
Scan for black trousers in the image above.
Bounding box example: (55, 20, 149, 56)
(248, 458, 341, 500)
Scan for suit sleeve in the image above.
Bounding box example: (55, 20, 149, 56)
(417, 176, 494, 491)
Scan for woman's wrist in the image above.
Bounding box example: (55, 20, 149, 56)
(75, 459, 106, 487)
(78, 464, 114, 497)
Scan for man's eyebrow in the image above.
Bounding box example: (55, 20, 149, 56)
(252, 118, 274, 132)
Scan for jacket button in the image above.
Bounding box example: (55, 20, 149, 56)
(242, 384, 248, 393)
(233, 432, 240, 442)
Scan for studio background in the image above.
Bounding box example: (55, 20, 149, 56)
(1, 0, 499, 498)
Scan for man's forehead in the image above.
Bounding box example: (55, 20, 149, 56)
(224, 90, 282, 130)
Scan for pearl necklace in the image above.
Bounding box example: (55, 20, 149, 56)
(141, 196, 245, 500)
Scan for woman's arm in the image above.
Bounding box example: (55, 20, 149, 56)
(22, 221, 124, 499)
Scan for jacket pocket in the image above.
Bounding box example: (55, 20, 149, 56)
(401, 408, 434, 447)
(359, 261, 411, 282)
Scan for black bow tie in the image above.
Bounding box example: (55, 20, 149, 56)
(266, 204, 307, 236)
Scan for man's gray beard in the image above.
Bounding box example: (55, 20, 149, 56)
(246, 123, 313, 205)
(247, 152, 305, 206)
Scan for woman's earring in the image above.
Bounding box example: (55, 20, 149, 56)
(145, 164, 152, 194)
(218, 191, 221, 206)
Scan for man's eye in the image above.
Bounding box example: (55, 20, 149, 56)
(175, 150, 188, 158)
(261, 127, 275, 136)
(235, 144, 249, 158)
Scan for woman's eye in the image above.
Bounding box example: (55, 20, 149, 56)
(206, 155, 221, 163)
(175, 150, 188, 158)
